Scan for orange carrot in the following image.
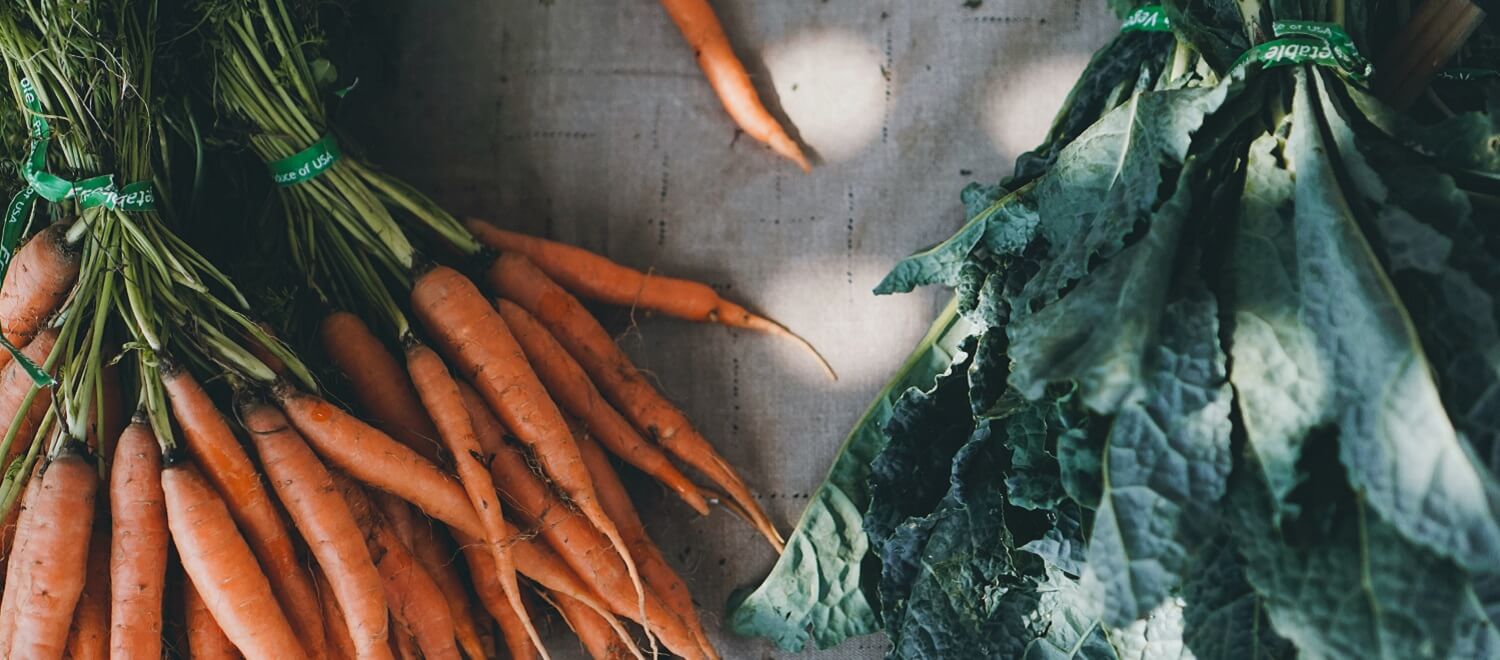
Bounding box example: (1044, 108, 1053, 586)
(65, 508, 110, 660)
(410, 264, 645, 627)
(5, 446, 100, 658)
(464, 399, 708, 659)
(493, 590, 540, 660)
(373, 492, 418, 550)
(108, 421, 169, 660)
(492, 301, 709, 514)
(574, 430, 712, 653)
(321, 312, 444, 463)
(466, 219, 832, 378)
(551, 590, 639, 660)
(316, 566, 360, 660)
(332, 472, 461, 660)
(407, 525, 487, 660)
(0, 467, 42, 652)
(276, 387, 482, 538)
(0, 224, 81, 361)
(242, 400, 390, 659)
(162, 367, 325, 657)
(0, 327, 60, 463)
(655, 0, 809, 169)
(487, 253, 783, 550)
(183, 576, 244, 660)
(164, 461, 303, 658)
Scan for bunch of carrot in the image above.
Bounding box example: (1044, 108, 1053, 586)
(0, 0, 828, 658)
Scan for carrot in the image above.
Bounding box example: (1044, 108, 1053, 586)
(409, 264, 645, 631)
(161, 367, 326, 657)
(242, 400, 391, 660)
(183, 576, 243, 660)
(392, 622, 421, 660)
(373, 492, 419, 550)
(331, 472, 461, 660)
(488, 584, 540, 660)
(0, 465, 42, 652)
(466, 219, 833, 379)
(551, 590, 639, 660)
(4, 445, 100, 658)
(275, 387, 483, 538)
(654, 0, 808, 169)
(316, 566, 360, 660)
(486, 254, 784, 550)
(492, 301, 709, 514)
(108, 421, 169, 660)
(574, 430, 712, 654)
(163, 461, 304, 658)
(0, 224, 81, 360)
(407, 526, 487, 660)
(0, 327, 60, 463)
(65, 508, 110, 660)
(321, 311, 444, 463)
(463, 398, 708, 660)
(405, 343, 545, 653)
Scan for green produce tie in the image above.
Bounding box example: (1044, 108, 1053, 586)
(1232, 21, 1373, 82)
(267, 133, 342, 186)
(1121, 6, 1171, 33)
(1436, 67, 1500, 81)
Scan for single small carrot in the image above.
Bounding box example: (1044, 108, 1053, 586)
(164, 461, 304, 659)
(0, 465, 43, 652)
(332, 472, 461, 660)
(242, 400, 390, 660)
(488, 584, 540, 660)
(321, 311, 444, 464)
(464, 401, 706, 659)
(392, 624, 421, 660)
(162, 367, 326, 657)
(183, 576, 244, 660)
(6, 444, 101, 658)
(574, 430, 713, 656)
(276, 387, 482, 538)
(655, 0, 810, 170)
(410, 265, 645, 626)
(407, 525, 487, 660)
(492, 301, 709, 514)
(316, 566, 360, 660)
(550, 590, 639, 660)
(65, 508, 110, 660)
(486, 254, 784, 550)
(108, 421, 169, 660)
(0, 327, 60, 462)
(0, 224, 81, 361)
(466, 219, 833, 378)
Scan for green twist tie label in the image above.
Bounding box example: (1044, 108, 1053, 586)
(1234, 38, 1341, 74)
(1271, 20, 1371, 80)
(1122, 6, 1171, 33)
(268, 134, 341, 186)
(1436, 68, 1500, 81)
(15, 79, 155, 212)
(76, 179, 157, 211)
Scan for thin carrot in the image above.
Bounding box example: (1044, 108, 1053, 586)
(0, 327, 60, 462)
(463, 398, 707, 659)
(410, 264, 646, 628)
(331, 472, 461, 660)
(487, 253, 784, 550)
(492, 301, 709, 514)
(5, 444, 100, 658)
(276, 387, 482, 538)
(65, 508, 110, 660)
(242, 400, 391, 660)
(0, 224, 81, 361)
(574, 430, 713, 655)
(467, 219, 833, 379)
(316, 566, 360, 660)
(108, 420, 168, 660)
(162, 366, 326, 657)
(407, 525, 487, 660)
(392, 622, 421, 660)
(0, 466, 43, 652)
(551, 590, 639, 660)
(164, 461, 303, 659)
(183, 576, 243, 660)
(321, 311, 444, 464)
(654, 0, 809, 169)
(488, 584, 540, 660)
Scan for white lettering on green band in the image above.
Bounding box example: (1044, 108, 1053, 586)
(1271, 20, 1371, 80)
(1121, 6, 1171, 33)
(268, 134, 342, 186)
